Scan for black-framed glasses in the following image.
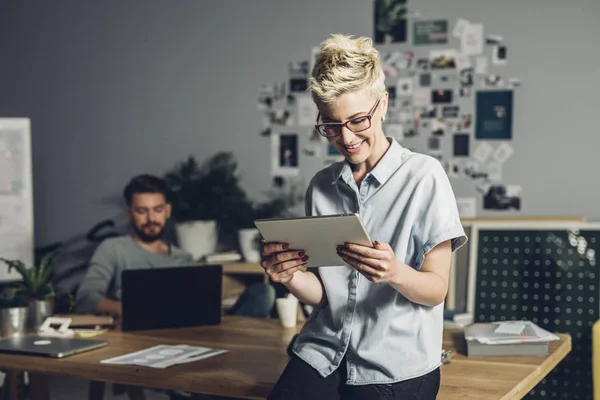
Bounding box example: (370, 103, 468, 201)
(315, 99, 381, 138)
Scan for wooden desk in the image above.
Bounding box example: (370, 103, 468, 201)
(0, 318, 570, 400)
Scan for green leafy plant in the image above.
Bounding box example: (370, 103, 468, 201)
(165, 152, 251, 232)
(0, 285, 29, 309)
(0, 253, 55, 302)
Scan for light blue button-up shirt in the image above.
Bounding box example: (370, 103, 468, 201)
(292, 137, 467, 385)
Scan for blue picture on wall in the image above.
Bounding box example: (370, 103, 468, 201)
(475, 90, 513, 140)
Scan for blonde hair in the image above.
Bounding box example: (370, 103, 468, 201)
(309, 34, 386, 104)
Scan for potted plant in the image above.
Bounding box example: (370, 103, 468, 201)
(0, 253, 55, 331)
(165, 152, 251, 260)
(0, 285, 29, 336)
(233, 185, 304, 263)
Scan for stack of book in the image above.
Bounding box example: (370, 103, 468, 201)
(465, 320, 560, 357)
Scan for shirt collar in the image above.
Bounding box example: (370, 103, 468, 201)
(332, 137, 406, 186)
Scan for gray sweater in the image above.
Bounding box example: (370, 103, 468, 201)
(74, 236, 193, 314)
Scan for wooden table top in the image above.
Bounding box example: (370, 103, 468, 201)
(0, 317, 571, 400)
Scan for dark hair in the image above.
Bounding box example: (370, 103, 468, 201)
(123, 174, 169, 206)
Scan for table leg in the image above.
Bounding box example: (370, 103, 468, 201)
(0, 370, 25, 400)
(28, 373, 50, 400)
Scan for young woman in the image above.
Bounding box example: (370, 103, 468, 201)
(260, 34, 467, 400)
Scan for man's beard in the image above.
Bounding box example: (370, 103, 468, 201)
(133, 222, 166, 243)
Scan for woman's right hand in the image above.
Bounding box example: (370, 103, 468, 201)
(260, 242, 309, 284)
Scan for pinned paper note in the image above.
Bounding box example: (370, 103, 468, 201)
(475, 56, 488, 75)
(473, 142, 494, 164)
(453, 18, 470, 38)
(461, 23, 483, 55)
(491, 143, 514, 164)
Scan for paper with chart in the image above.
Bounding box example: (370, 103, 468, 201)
(0, 119, 34, 280)
(101, 344, 228, 369)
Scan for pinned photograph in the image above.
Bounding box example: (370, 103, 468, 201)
(476, 90, 513, 140)
(288, 60, 310, 76)
(443, 105, 459, 118)
(419, 73, 431, 87)
(508, 78, 522, 88)
(397, 77, 414, 96)
(420, 106, 437, 119)
(271, 133, 300, 177)
(272, 176, 285, 188)
(483, 184, 522, 211)
(461, 114, 472, 129)
(287, 94, 296, 107)
(458, 86, 471, 97)
(459, 68, 474, 86)
(413, 20, 448, 45)
(326, 142, 344, 161)
(460, 23, 483, 56)
(492, 45, 507, 65)
(432, 118, 446, 136)
(484, 74, 503, 87)
(432, 89, 453, 104)
(453, 133, 470, 156)
(374, 0, 408, 44)
(289, 78, 308, 93)
(438, 74, 457, 83)
(464, 160, 486, 180)
(430, 49, 457, 69)
(456, 197, 477, 218)
(428, 136, 440, 150)
(444, 159, 461, 178)
(416, 58, 430, 70)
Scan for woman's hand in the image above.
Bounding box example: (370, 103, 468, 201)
(260, 241, 309, 284)
(336, 241, 401, 283)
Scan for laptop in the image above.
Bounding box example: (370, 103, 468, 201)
(121, 264, 223, 331)
(0, 336, 108, 358)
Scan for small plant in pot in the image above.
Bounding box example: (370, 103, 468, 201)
(165, 152, 251, 260)
(0, 253, 55, 331)
(0, 285, 29, 336)
(233, 185, 304, 263)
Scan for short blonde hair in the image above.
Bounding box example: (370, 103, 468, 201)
(309, 34, 386, 104)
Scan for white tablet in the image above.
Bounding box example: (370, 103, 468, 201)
(254, 213, 373, 268)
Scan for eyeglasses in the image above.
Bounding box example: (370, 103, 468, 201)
(314, 99, 381, 138)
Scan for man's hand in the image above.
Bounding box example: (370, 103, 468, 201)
(336, 241, 401, 283)
(260, 242, 308, 284)
(96, 297, 122, 318)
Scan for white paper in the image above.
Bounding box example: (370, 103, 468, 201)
(101, 345, 227, 369)
(494, 323, 526, 335)
(492, 45, 507, 65)
(412, 88, 430, 107)
(397, 77, 414, 96)
(491, 143, 514, 164)
(475, 56, 488, 75)
(473, 142, 494, 164)
(461, 23, 483, 55)
(453, 18, 470, 38)
(486, 161, 502, 181)
(296, 97, 315, 126)
(456, 198, 477, 218)
(455, 53, 472, 71)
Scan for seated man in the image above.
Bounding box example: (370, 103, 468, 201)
(75, 174, 275, 318)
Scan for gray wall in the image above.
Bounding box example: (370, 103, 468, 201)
(0, 0, 598, 245)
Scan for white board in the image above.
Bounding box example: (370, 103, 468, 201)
(0, 118, 34, 281)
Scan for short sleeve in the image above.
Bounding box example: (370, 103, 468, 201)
(413, 160, 468, 270)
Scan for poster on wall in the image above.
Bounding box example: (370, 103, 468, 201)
(413, 20, 448, 45)
(271, 133, 300, 176)
(475, 90, 513, 140)
(374, 0, 408, 44)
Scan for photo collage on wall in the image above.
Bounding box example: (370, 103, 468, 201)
(257, 0, 521, 212)
(376, 2, 522, 214)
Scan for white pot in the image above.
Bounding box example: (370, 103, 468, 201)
(238, 228, 261, 263)
(175, 220, 218, 260)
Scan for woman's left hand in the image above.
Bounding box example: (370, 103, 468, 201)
(336, 241, 401, 283)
